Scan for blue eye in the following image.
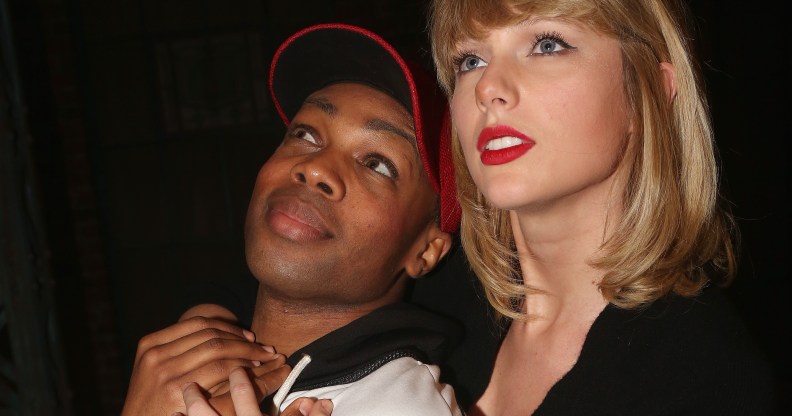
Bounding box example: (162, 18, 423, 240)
(363, 155, 398, 179)
(454, 53, 488, 73)
(530, 32, 573, 55)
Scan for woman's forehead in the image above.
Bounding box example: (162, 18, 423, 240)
(445, 1, 602, 43)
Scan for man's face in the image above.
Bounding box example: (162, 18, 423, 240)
(244, 83, 438, 309)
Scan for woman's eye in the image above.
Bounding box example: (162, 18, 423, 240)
(530, 33, 573, 55)
(454, 54, 488, 73)
(363, 155, 398, 179)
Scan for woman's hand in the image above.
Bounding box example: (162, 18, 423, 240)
(177, 367, 334, 416)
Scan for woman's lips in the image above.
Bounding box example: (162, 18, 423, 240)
(266, 196, 333, 241)
(477, 125, 535, 165)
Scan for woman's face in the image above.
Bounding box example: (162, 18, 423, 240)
(450, 18, 632, 213)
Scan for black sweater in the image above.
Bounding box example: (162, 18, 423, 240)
(535, 285, 775, 415)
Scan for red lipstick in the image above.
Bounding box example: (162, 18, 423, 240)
(477, 125, 535, 165)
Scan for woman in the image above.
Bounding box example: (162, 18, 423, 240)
(428, 0, 774, 414)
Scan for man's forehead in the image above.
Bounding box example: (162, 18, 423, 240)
(302, 95, 337, 117)
(307, 83, 412, 118)
(302, 84, 418, 145)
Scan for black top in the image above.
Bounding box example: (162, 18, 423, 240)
(535, 285, 775, 415)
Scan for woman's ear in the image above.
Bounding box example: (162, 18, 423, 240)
(405, 226, 453, 278)
(659, 62, 677, 104)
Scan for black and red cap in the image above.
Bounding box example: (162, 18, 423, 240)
(269, 23, 460, 233)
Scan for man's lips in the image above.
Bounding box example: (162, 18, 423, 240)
(476, 125, 536, 166)
(265, 195, 334, 241)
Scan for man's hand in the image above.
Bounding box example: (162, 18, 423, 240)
(177, 367, 334, 416)
(121, 316, 287, 416)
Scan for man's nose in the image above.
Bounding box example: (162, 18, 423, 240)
(290, 154, 346, 201)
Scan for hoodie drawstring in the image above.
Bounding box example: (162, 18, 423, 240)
(270, 353, 312, 415)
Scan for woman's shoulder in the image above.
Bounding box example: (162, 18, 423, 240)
(586, 285, 775, 412)
(542, 286, 775, 415)
(595, 285, 756, 347)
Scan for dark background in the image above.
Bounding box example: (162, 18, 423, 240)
(0, 0, 787, 415)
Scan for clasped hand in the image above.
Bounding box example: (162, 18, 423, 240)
(177, 367, 333, 416)
(120, 316, 331, 416)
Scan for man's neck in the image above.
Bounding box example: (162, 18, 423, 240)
(249, 288, 387, 357)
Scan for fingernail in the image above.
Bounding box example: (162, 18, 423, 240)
(320, 400, 334, 412)
(252, 360, 262, 367)
(298, 399, 315, 415)
(242, 329, 256, 342)
(261, 344, 275, 353)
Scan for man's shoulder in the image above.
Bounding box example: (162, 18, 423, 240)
(290, 357, 462, 416)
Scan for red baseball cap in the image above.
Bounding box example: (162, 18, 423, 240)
(269, 23, 460, 233)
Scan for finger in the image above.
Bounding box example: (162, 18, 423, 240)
(181, 335, 278, 368)
(143, 324, 262, 362)
(310, 400, 333, 416)
(280, 397, 316, 416)
(210, 354, 287, 397)
(280, 398, 334, 416)
(228, 367, 264, 416)
(135, 317, 263, 364)
(182, 383, 219, 416)
(179, 316, 256, 343)
(160, 339, 279, 391)
(179, 304, 239, 324)
(138, 316, 250, 351)
(248, 354, 287, 377)
(250, 362, 292, 399)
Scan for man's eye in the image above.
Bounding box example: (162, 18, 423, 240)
(290, 126, 318, 144)
(364, 155, 398, 179)
(453, 53, 488, 73)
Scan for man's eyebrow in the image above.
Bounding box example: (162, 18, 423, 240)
(365, 118, 417, 147)
(303, 96, 337, 116)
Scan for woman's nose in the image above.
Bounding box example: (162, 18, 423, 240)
(475, 60, 518, 113)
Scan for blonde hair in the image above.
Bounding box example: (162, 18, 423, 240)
(429, 0, 738, 321)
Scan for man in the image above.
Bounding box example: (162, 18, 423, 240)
(120, 23, 465, 415)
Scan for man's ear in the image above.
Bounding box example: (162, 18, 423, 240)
(405, 226, 453, 278)
(659, 62, 677, 104)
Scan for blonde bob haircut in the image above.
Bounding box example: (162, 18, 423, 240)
(429, 0, 738, 321)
